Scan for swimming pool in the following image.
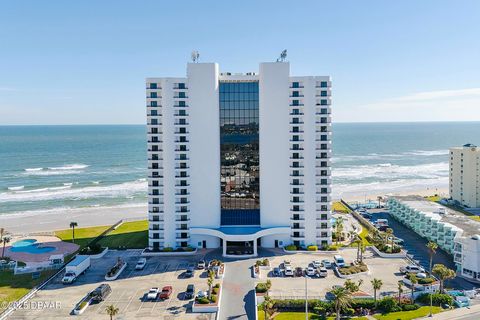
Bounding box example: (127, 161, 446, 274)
(11, 239, 56, 254)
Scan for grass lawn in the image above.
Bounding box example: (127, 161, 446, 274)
(333, 201, 352, 213)
(55, 224, 111, 249)
(257, 310, 368, 320)
(349, 226, 372, 247)
(0, 270, 56, 310)
(373, 306, 442, 320)
(97, 220, 148, 249)
(425, 195, 441, 202)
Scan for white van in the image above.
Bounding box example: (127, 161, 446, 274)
(333, 255, 345, 268)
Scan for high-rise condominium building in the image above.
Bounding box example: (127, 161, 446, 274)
(449, 144, 480, 208)
(146, 61, 332, 257)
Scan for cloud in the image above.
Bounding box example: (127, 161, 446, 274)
(340, 87, 480, 122)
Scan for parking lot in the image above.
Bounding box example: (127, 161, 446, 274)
(9, 250, 216, 320)
(259, 248, 411, 299)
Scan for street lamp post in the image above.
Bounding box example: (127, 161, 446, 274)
(305, 275, 308, 320)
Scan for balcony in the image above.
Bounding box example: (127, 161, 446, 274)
(290, 234, 305, 240)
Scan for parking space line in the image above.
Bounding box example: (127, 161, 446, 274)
(122, 288, 141, 313)
(162, 290, 175, 315)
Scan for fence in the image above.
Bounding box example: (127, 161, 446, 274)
(340, 199, 378, 234)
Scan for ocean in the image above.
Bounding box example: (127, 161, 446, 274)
(1, 122, 479, 217)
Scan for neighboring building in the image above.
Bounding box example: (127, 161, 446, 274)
(145, 61, 332, 256)
(449, 144, 480, 208)
(388, 196, 480, 283)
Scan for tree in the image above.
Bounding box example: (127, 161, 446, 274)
(371, 278, 383, 307)
(261, 295, 276, 320)
(377, 196, 383, 208)
(397, 281, 404, 304)
(385, 228, 394, 252)
(408, 274, 418, 302)
(331, 286, 352, 320)
(207, 270, 215, 299)
(344, 279, 363, 293)
(70, 222, 78, 244)
(105, 304, 119, 320)
(334, 218, 344, 245)
(265, 279, 272, 294)
(426, 241, 438, 274)
(432, 264, 456, 293)
(2, 236, 11, 258)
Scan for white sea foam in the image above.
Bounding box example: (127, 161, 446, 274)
(63, 183, 73, 186)
(332, 176, 449, 199)
(22, 163, 89, 176)
(92, 181, 101, 184)
(333, 162, 448, 181)
(333, 149, 449, 163)
(7, 186, 24, 191)
(0, 180, 147, 203)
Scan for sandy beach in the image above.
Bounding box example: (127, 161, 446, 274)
(0, 186, 450, 235)
(0, 203, 147, 234)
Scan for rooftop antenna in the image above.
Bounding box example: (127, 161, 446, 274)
(276, 49, 287, 62)
(191, 50, 200, 63)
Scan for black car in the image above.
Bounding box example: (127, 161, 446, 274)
(185, 284, 195, 299)
(90, 284, 112, 302)
(272, 267, 281, 277)
(185, 267, 195, 278)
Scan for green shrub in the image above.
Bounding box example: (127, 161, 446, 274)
(271, 299, 331, 312)
(214, 283, 220, 289)
(255, 283, 268, 293)
(307, 245, 318, 251)
(210, 294, 217, 303)
(196, 297, 210, 304)
(417, 277, 435, 285)
(402, 304, 420, 311)
(417, 293, 453, 306)
(285, 244, 297, 251)
(350, 299, 375, 310)
(327, 245, 338, 251)
(255, 260, 262, 267)
(162, 247, 173, 252)
(212, 287, 219, 295)
(378, 297, 401, 313)
(343, 307, 355, 316)
(262, 258, 269, 266)
(184, 247, 194, 252)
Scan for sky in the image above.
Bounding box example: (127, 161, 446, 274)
(1, 0, 479, 125)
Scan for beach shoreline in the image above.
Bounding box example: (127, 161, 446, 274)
(0, 203, 147, 234)
(0, 187, 450, 234)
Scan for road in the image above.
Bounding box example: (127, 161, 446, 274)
(371, 210, 475, 290)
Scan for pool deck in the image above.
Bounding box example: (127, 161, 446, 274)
(4, 236, 79, 264)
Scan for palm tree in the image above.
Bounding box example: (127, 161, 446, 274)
(377, 196, 383, 208)
(261, 295, 276, 320)
(385, 228, 394, 252)
(2, 236, 11, 258)
(371, 278, 383, 307)
(331, 286, 352, 320)
(408, 274, 418, 302)
(397, 281, 404, 304)
(207, 270, 215, 299)
(70, 222, 78, 244)
(265, 279, 272, 295)
(432, 264, 456, 293)
(105, 304, 119, 320)
(426, 241, 438, 274)
(334, 218, 344, 245)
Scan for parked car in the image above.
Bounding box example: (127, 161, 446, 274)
(317, 267, 328, 278)
(159, 286, 173, 299)
(197, 260, 206, 269)
(334, 255, 345, 268)
(284, 266, 294, 277)
(185, 267, 195, 278)
(147, 287, 159, 300)
(283, 260, 292, 268)
(322, 260, 332, 269)
(400, 265, 425, 274)
(197, 290, 207, 298)
(294, 267, 304, 277)
(306, 267, 316, 277)
(312, 260, 322, 268)
(135, 258, 147, 270)
(90, 284, 112, 302)
(185, 284, 195, 299)
(416, 272, 428, 279)
(272, 267, 281, 277)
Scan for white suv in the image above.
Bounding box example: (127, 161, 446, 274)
(400, 265, 425, 274)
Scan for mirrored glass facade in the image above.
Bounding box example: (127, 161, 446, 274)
(220, 81, 260, 225)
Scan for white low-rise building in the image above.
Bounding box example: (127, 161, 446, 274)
(145, 60, 332, 256)
(388, 196, 480, 283)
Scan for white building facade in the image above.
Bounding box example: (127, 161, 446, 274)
(388, 196, 480, 283)
(449, 144, 480, 208)
(146, 61, 332, 256)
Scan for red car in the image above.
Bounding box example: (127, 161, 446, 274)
(159, 286, 173, 299)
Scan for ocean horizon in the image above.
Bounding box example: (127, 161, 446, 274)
(1, 122, 479, 217)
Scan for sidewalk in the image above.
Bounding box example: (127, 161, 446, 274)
(417, 304, 480, 319)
